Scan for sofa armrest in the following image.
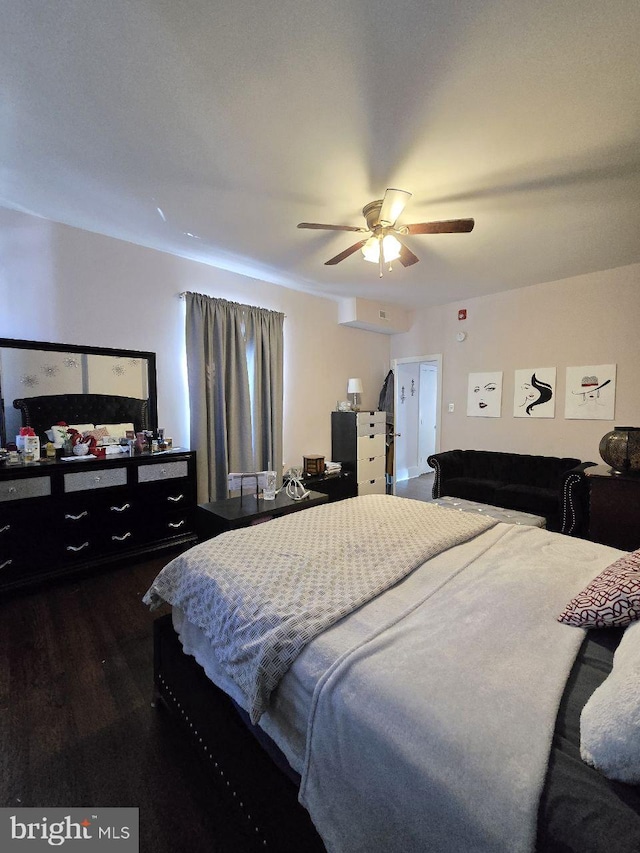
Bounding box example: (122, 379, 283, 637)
(560, 462, 597, 535)
(427, 450, 464, 499)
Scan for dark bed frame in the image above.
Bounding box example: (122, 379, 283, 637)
(153, 614, 325, 852)
(153, 614, 640, 853)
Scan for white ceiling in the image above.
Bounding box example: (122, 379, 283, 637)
(1, 0, 639, 309)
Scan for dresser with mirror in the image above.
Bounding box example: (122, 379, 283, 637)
(0, 337, 197, 594)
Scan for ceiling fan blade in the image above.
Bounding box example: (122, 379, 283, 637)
(297, 222, 367, 232)
(378, 188, 412, 226)
(325, 239, 368, 265)
(405, 218, 475, 235)
(397, 240, 420, 268)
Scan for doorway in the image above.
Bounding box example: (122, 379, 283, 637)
(391, 354, 442, 495)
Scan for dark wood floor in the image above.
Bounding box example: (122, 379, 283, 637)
(0, 553, 271, 853)
(1, 481, 434, 852)
(394, 472, 434, 501)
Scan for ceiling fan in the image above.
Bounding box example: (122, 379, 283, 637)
(297, 188, 474, 277)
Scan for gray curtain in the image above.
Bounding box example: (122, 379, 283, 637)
(185, 293, 284, 502)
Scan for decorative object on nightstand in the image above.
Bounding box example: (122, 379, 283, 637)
(303, 455, 325, 476)
(599, 426, 640, 473)
(347, 378, 363, 411)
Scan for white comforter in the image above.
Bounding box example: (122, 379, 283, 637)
(144, 495, 495, 722)
(298, 524, 621, 853)
(164, 503, 622, 852)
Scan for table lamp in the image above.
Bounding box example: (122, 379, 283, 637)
(347, 378, 363, 411)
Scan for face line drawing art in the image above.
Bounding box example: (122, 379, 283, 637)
(474, 382, 497, 412)
(572, 377, 611, 407)
(518, 372, 553, 416)
(468, 371, 502, 417)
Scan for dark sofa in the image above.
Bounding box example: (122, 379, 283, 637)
(427, 449, 595, 534)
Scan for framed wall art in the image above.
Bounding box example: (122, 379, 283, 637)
(564, 364, 616, 420)
(467, 371, 502, 417)
(513, 367, 556, 418)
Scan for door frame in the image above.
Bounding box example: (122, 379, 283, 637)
(391, 353, 443, 495)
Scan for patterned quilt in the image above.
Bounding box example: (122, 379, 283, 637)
(143, 494, 496, 722)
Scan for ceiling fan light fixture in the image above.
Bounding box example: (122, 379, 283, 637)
(361, 234, 402, 264)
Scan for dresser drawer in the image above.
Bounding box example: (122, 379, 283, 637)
(356, 411, 386, 437)
(138, 460, 189, 484)
(61, 489, 136, 531)
(0, 476, 51, 502)
(356, 411, 386, 426)
(357, 455, 386, 482)
(358, 476, 386, 496)
(356, 433, 385, 459)
(138, 507, 195, 544)
(64, 467, 127, 493)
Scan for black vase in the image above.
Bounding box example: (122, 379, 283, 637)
(599, 426, 640, 473)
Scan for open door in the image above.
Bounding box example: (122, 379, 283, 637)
(390, 354, 442, 495)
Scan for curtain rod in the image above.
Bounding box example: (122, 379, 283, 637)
(178, 291, 286, 317)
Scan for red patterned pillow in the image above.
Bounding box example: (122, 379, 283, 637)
(558, 550, 640, 627)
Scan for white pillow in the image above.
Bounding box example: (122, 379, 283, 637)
(580, 619, 640, 783)
(95, 422, 135, 438)
(68, 423, 95, 434)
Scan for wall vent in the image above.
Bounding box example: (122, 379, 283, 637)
(379, 310, 387, 320)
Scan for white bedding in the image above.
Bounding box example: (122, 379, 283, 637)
(145, 495, 495, 722)
(169, 519, 622, 853)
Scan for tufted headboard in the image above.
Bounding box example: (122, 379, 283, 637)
(13, 393, 150, 443)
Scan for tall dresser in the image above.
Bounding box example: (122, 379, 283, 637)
(0, 450, 197, 594)
(331, 411, 387, 496)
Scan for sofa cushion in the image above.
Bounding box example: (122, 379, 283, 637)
(495, 484, 558, 517)
(445, 477, 505, 505)
(459, 451, 580, 490)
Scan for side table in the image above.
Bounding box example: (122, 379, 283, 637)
(296, 471, 357, 502)
(197, 489, 329, 540)
(585, 465, 640, 551)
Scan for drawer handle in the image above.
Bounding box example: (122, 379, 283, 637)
(110, 503, 131, 512)
(167, 494, 184, 503)
(160, 468, 167, 476)
(0, 524, 10, 534)
(0, 558, 12, 570)
(66, 542, 90, 552)
(111, 532, 132, 542)
(168, 519, 186, 529)
(65, 511, 89, 521)
(94, 476, 102, 483)
(7, 487, 17, 494)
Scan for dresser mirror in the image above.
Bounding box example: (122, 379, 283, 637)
(0, 337, 157, 447)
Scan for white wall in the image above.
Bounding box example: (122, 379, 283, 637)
(390, 263, 640, 464)
(0, 208, 391, 472)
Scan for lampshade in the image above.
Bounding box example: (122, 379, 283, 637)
(347, 378, 363, 394)
(361, 234, 402, 264)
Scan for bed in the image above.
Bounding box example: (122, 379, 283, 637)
(144, 494, 640, 852)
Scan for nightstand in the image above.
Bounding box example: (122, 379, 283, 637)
(585, 465, 640, 551)
(296, 471, 357, 502)
(197, 489, 329, 539)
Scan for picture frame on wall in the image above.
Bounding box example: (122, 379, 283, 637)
(564, 364, 616, 420)
(513, 367, 556, 418)
(467, 371, 502, 417)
